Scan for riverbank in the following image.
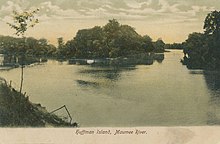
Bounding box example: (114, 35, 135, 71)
(68, 52, 165, 66)
(0, 79, 77, 127)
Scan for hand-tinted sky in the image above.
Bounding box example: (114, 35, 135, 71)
(0, 0, 219, 44)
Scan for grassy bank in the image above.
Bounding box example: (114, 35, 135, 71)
(0, 81, 77, 127)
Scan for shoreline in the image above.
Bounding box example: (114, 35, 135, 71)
(0, 79, 77, 127)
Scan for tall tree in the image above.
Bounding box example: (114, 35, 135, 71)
(57, 37, 67, 59)
(142, 35, 154, 52)
(154, 38, 165, 53)
(204, 10, 220, 38)
(103, 19, 121, 56)
(204, 10, 220, 68)
(7, 9, 39, 93)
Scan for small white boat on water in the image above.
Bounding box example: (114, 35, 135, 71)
(87, 60, 95, 64)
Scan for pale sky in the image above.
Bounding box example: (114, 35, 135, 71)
(0, 0, 219, 45)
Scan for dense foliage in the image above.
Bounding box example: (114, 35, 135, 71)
(0, 36, 56, 63)
(58, 19, 165, 59)
(182, 10, 220, 70)
(0, 19, 166, 62)
(165, 43, 184, 49)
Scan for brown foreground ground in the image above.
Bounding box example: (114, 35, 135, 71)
(0, 80, 77, 127)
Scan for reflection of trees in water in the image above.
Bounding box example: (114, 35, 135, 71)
(74, 54, 164, 88)
(76, 66, 136, 87)
(76, 80, 100, 88)
(204, 72, 220, 125)
(75, 66, 138, 89)
(156, 59, 163, 63)
(153, 53, 164, 64)
(76, 66, 136, 88)
(80, 66, 136, 80)
(204, 72, 220, 91)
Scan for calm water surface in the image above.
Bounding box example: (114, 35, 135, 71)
(1, 50, 220, 127)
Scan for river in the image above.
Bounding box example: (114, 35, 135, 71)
(0, 50, 220, 127)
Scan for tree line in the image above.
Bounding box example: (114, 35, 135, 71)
(182, 10, 220, 70)
(165, 43, 184, 50)
(0, 36, 56, 64)
(0, 19, 166, 63)
(56, 19, 165, 59)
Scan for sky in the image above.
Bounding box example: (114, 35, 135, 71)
(0, 0, 219, 45)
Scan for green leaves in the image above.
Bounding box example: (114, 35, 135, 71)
(54, 19, 160, 59)
(204, 10, 220, 36)
(182, 10, 220, 70)
(7, 9, 39, 37)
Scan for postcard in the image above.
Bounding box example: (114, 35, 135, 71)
(0, 0, 220, 143)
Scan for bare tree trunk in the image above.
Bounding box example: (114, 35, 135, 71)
(19, 37, 26, 94)
(19, 64, 24, 93)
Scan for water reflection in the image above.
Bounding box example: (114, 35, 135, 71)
(76, 80, 100, 88)
(2, 50, 217, 126)
(75, 66, 136, 90)
(189, 70, 204, 75)
(204, 72, 220, 91)
(74, 53, 165, 93)
(78, 66, 136, 81)
(74, 53, 164, 85)
(204, 71, 220, 125)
